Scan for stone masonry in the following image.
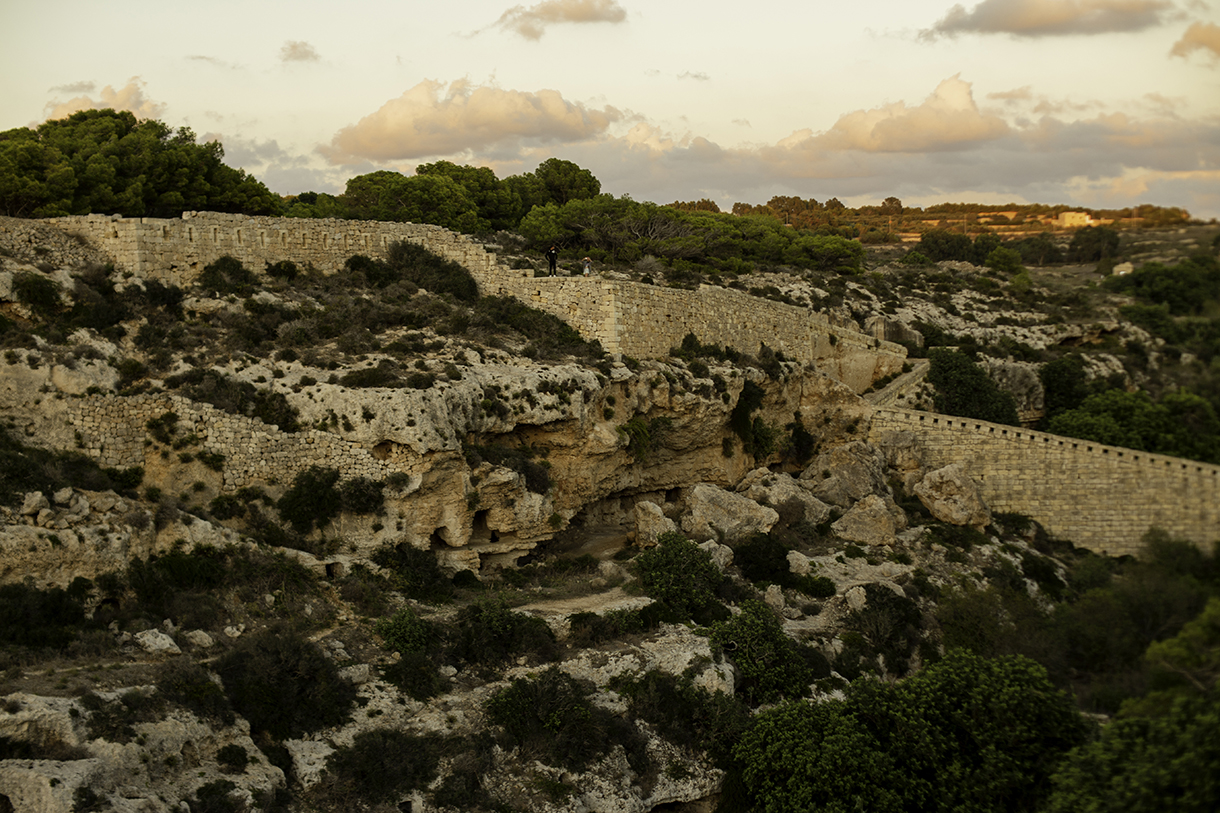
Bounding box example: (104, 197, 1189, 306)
(870, 408, 1220, 556)
(42, 212, 907, 388)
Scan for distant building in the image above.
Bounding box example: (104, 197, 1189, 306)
(1056, 211, 1092, 228)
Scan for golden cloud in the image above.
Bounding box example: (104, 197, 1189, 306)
(924, 0, 1178, 38)
(43, 78, 166, 121)
(320, 80, 623, 164)
(494, 0, 627, 40)
(803, 75, 1010, 153)
(1171, 21, 1220, 60)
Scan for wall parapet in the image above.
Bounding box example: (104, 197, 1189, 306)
(871, 407, 1220, 557)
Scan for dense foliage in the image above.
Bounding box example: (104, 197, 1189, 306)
(927, 348, 1020, 425)
(0, 109, 277, 218)
(734, 650, 1088, 813)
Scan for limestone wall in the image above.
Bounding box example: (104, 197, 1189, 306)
(870, 407, 1220, 556)
(495, 276, 908, 390)
(44, 212, 531, 291)
(69, 392, 392, 491)
(41, 212, 906, 387)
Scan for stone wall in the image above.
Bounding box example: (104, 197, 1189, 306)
(43, 212, 531, 292)
(40, 212, 906, 388)
(493, 276, 908, 391)
(70, 392, 392, 491)
(870, 407, 1220, 556)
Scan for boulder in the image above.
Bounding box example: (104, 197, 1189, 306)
(698, 540, 733, 571)
(680, 483, 777, 543)
(831, 494, 898, 546)
(183, 630, 215, 649)
(801, 441, 890, 508)
(20, 492, 49, 516)
(738, 468, 832, 525)
(913, 463, 991, 528)
(134, 629, 181, 655)
(634, 500, 677, 546)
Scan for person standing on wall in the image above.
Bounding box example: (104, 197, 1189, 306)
(545, 245, 558, 276)
(582, 257, 593, 276)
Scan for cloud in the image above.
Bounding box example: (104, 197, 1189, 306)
(987, 86, 1034, 103)
(678, 71, 710, 81)
(923, 0, 1179, 39)
(320, 79, 624, 164)
(493, 0, 626, 40)
(1171, 20, 1220, 60)
(799, 75, 1010, 153)
(43, 77, 166, 121)
(188, 55, 237, 69)
(280, 40, 321, 63)
(50, 81, 95, 94)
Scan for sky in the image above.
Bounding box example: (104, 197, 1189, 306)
(2, 0, 1219, 218)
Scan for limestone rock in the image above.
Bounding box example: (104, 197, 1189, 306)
(699, 540, 733, 571)
(787, 550, 811, 576)
(764, 584, 785, 613)
(20, 492, 48, 516)
(738, 468, 832, 525)
(135, 629, 181, 655)
(680, 483, 777, 543)
(832, 494, 898, 546)
(183, 630, 215, 649)
(285, 739, 335, 789)
(914, 463, 991, 528)
(801, 441, 890, 508)
(634, 500, 677, 546)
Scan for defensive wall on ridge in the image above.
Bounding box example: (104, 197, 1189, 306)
(870, 407, 1220, 557)
(40, 212, 1220, 556)
(44, 212, 908, 390)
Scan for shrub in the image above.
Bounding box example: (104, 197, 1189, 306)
(711, 600, 813, 705)
(486, 666, 646, 772)
(155, 660, 234, 725)
(634, 532, 726, 622)
(197, 256, 257, 296)
(265, 260, 299, 281)
(339, 476, 385, 514)
(450, 596, 559, 671)
(382, 651, 445, 701)
(374, 607, 440, 655)
(277, 466, 341, 533)
(215, 625, 356, 740)
(927, 348, 1020, 426)
(216, 743, 249, 774)
(12, 272, 61, 317)
(465, 444, 551, 494)
(386, 240, 479, 301)
(318, 728, 441, 804)
(370, 543, 455, 603)
(164, 368, 299, 432)
(0, 582, 95, 649)
(614, 669, 750, 767)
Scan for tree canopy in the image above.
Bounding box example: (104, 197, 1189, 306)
(0, 109, 278, 218)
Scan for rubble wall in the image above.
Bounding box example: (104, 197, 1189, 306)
(870, 407, 1220, 556)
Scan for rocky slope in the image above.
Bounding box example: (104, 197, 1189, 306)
(0, 222, 1213, 813)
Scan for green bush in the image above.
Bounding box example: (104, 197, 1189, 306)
(927, 348, 1020, 426)
(382, 651, 444, 701)
(216, 743, 249, 774)
(277, 465, 341, 533)
(317, 728, 441, 805)
(215, 625, 356, 740)
(386, 240, 479, 301)
(197, 256, 257, 296)
(0, 582, 96, 649)
(370, 543, 456, 603)
(155, 660, 234, 725)
(465, 444, 551, 494)
(450, 596, 559, 671)
(634, 532, 726, 622)
(12, 272, 61, 317)
(486, 666, 646, 772)
(373, 607, 440, 655)
(711, 599, 813, 705)
(614, 670, 750, 767)
(164, 368, 299, 432)
(735, 650, 1088, 813)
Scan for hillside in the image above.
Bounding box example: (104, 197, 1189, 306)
(0, 216, 1218, 813)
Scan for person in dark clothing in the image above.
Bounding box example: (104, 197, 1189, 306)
(545, 245, 558, 276)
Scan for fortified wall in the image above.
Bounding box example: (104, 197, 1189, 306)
(43, 213, 907, 389)
(870, 407, 1220, 556)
